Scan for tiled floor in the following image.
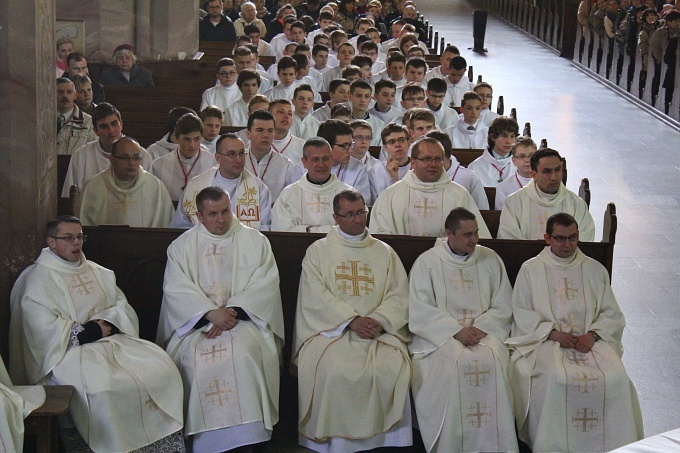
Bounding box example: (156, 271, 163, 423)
(418, 0, 680, 439)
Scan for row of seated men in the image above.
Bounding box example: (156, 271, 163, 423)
(5, 200, 643, 452)
(60, 93, 596, 242)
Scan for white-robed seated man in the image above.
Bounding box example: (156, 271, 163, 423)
(9, 216, 185, 453)
(172, 133, 272, 230)
(427, 130, 489, 210)
(271, 137, 354, 232)
(495, 136, 537, 211)
(294, 190, 413, 452)
(505, 213, 644, 452)
(147, 107, 204, 160)
(79, 137, 174, 227)
(1, 354, 45, 453)
(200, 58, 241, 120)
(368, 123, 412, 204)
(315, 119, 371, 204)
(498, 148, 596, 241)
(408, 207, 518, 453)
(467, 116, 519, 188)
(157, 186, 284, 453)
(268, 99, 306, 165)
(370, 136, 491, 238)
(244, 109, 298, 203)
(61, 102, 153, 198)
(151, 113, 218, 202)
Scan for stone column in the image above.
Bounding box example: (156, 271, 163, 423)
(0, 0, 57, 360)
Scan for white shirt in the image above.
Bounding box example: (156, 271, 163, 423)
(271, 133, 305, 165)
(443, 77, 475, 108)
(353, 113, 385, 146)
(290, 114, 321, 140)
(368, 159, 410, 204)
(495, 172, 531, 211)
(430, 103, 459, 131)
(224, 98, 249, 127)
(312, 103, 332, 122)
(201, 83, 241, 119)
(445, 157, 489, 209)
(445, 118, 488, 150)
(368, 105, 403, 125)
(264, 83, 296, 102)
(467, 148, 516, 187)
(245, 148, 298, 202)
(151, 149, 217, 202)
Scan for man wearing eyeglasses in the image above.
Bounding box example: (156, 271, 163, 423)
(293, 190, 413, 451)
(79, 137, 174, 227)
(409, 207, 518, 452)
(61, 102, 153, 198)
(497, 148, 595, 241)
(505, 212, 643, 452)
(370, 136, 491, 237)
(200, 58, 241, 117)
(271, 137, 353, 232)
(172, 133, 272, 230)
(10, 215, 185, 452)
(495, 136, 537, 211)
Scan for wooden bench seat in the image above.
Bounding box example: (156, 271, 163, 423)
(24, 385, 74, 452)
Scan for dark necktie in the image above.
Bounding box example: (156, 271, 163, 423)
(467, 125, 475, 131)
(57, 115, 65, 134)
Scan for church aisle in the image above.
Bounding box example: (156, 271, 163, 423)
(416, 0, 680, 437)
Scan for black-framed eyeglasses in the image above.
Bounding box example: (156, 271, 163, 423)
(551, 234, 579, 243)
(334, 142, 355, 151)
(412, 156, 444, 164)
(335, 209, 368, 220)
(216, 151, 246, 159)
(51, 234, 87, 243)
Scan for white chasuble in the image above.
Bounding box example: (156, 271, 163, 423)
(158, 220, 284, 441)
(294, 228, 412, 444)
(9, 249, 183, 453)
(409, 242, 517, 453)
(271, 174, 353, 232)
(370, 170, 491, 238)
(506, 248, 644, 452)
(498, 180, 596, 241)
(79, 167, 174, 227)
(175, 167, 270, 230)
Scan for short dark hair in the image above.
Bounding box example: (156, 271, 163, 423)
(312, 43, 329, 56)
(244, 24, 261, 35)
(381, 122, 408, 143)
(167, 107, 197, 135)
(317, 119, 354, 147)
(425, 130, 452, 158)
(277, 56, 297, 72)
(443, 45, 460, 55)
(487, 116, 519, 148)
(530, 148, 562, 172)
(200, 105, 224, 121)
(56, 77, 73, 86)
(411, 136, 443, 159)
(247, 109, 275, 131)
(333, 190, 364, 214)
(351, 55, 373, 69)
(330, 103, 352, 118)
(387, 52, 407, 66)
(546, 212, 577, 236)
(350, 79, 373, 94)
(174, 113, 203, 137)
(444, 207, 477, 233)
(293, 83, 315, 98)
(329, 78, 350, 93)
(196, 186, 229, 214)
(302, 136, 331, 158)
(374, 78, 397, 94)
(290, 20, 306, 32)
(427, 77, 447, 93)
(449, 55, 467, 70)
(237, 68, 261, 88)
(215, 132, 242, 151)
(405, 56, 427, 71)
(92, 102, 121, 126)
(216, 57, 235, 71)
(66, 52, 87, 66)
(46, 215, 81, 239)
(292, 53, 310, 70)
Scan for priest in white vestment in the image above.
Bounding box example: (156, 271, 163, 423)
(244, 110, 299, 203)
(294, 190, 413, 452)
(151, 113, 218, 202)
(79, 137, 174, 227)
(505, 213, 644, 452)
(409, 207, 517, 453)
(498, 148, 596, 241)
(172, 133, 272, 230)
(495, 136, 536, 211)
(61, 102, 152, 197)
(157, 187, 284, 452)
(271, 137, 354, 233)
(370, 137, 491, 238)
(0, 355, 45, 453)
(9, 216, 185, 453)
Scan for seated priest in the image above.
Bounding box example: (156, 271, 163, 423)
(370, 136, 491, 238)
(9, 215, 184, 452)
(157, 186, 284, 452)
(79, 137, 174, 227)
(172, 133, 272, 230)
(293, 190, 413, 452)
(506, 213, 644, 452)
(497, 148, 595, 241)
(271, 137, 354, 232)
(408, 207, 517, 453)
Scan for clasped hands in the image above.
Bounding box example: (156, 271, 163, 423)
(549, 330, 595, 353)
(349, 316, 383, 339)
(203, 307, 239, 339)
(454, 326, 487, 346)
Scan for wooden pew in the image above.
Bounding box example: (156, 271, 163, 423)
(25, 385, 75, 452)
